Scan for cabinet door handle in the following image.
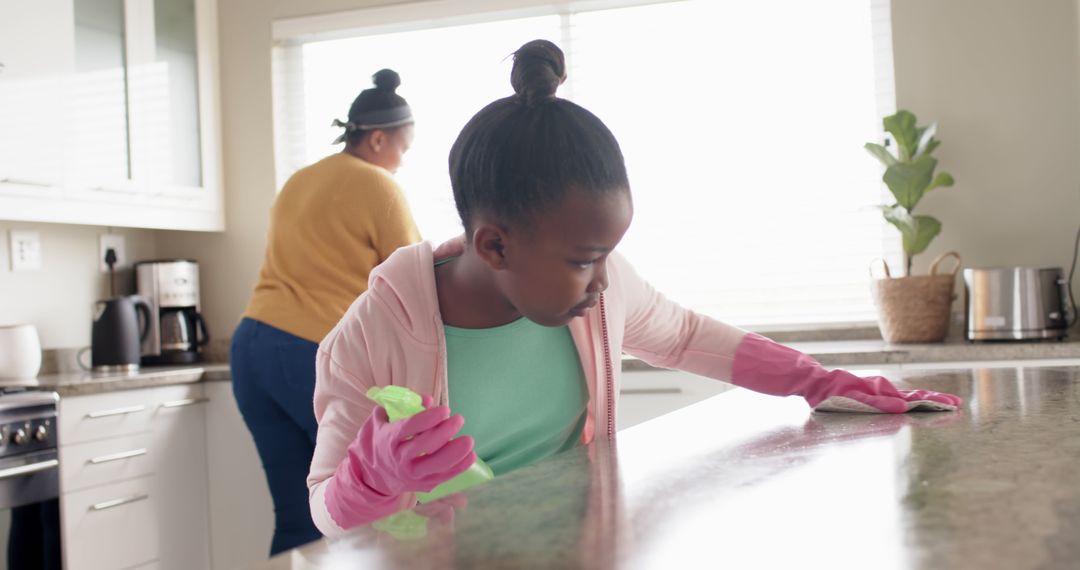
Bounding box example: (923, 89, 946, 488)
(88, 448, 148, 465)
(0, 459, 59, 480)
(160, 397, 209, 409)
(0, 177, 53, 187)
(93, 185, 134, 194)
(620, 387, 684, 395)
(90, 494, 149, 511)
(86, 405, 146, 419)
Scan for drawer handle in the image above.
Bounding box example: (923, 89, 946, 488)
(88, 448, 148, 465)
(86, 405, 147, 419)
(620, 387, 684, 395)
(160, 397, 209, 409)
(90, 494, 149, 512)
(0, 177, 53, 187)
(0, 459, 59, 480)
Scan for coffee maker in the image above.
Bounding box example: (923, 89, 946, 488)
(135, 260, 209, 365)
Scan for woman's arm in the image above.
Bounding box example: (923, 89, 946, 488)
(366, 176, 421, 263)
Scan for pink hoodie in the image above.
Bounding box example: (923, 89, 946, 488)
(308, 239, 748, 536)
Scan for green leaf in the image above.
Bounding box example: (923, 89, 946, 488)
(864, 143, 897, 167)
(881, 207, 941, 257)
(883, 154, 937, 210)
(907, 215, 942, 256)
(921, 139, 941, 156)
(926, 172, 954, 192)
(883, 111, 918, 160)
(915, 122, 938, 157)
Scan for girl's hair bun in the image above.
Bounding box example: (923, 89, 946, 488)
(372, 68, 402, 92)
(510, 40, 566, 104)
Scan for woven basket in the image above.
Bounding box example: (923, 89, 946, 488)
(870, 251, 960, 343)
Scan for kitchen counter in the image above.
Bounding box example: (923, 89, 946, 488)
(253, 364, 1080, 570)
(23, 336, 1080, 396)
(29, 363, 231, 396)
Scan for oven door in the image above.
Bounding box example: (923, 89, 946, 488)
(0, 449, 60, 570)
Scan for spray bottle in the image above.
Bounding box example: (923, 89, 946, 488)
(367, 386, 494, 503)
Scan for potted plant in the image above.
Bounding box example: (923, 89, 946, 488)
(864, 110, 960, 343)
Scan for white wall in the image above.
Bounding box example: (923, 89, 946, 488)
(0, 222, 159, 348)
(158, 0, 1080, 343)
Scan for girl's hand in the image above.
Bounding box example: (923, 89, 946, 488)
(731, 333, 962, 414)
(810, 375, 962, 413)
(324, 394, 476, 530)
(354, 399, 477, 497)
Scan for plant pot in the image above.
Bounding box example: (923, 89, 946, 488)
(870, 251, 960, 343)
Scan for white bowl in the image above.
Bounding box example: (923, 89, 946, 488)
(0, 324, 43, 380)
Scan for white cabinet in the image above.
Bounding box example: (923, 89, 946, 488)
(0, 0, 223, 231)
(203, 381, 274, 570)
(0, 0, 75, 192)
(152, 387, 212, 570)
(618, 370, 735, 431)
(61, 477, 159, 570)
(58, 384, 211, 570)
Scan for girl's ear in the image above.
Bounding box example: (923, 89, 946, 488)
(472, 223, 509, 270)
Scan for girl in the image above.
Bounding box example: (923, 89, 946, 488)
(307, 41, 961, 537)
(232, 69, 420, 553)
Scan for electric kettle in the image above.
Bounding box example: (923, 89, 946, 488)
(91, 296, 151, 372)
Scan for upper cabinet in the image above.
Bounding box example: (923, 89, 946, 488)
(0, 0, 223, 231)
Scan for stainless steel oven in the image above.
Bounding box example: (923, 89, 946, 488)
(0, 391, 60, 569)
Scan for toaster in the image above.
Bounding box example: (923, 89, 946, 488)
(963, 267, 1073, 341)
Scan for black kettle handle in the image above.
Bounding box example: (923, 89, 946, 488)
(195, 312, 210, 347)
(133, 296, 152, 343)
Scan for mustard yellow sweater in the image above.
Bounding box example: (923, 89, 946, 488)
(244, 153, 420, 342)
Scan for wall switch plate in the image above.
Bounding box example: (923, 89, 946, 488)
(9, 230, 42, 271)
(99, 233, 127, 272)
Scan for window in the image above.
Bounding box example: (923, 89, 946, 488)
(272, 0, 899, 328)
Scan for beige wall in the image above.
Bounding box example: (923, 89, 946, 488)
(151, 0, 1080, 341)
(892, 0, 1080, 286)
(0, 222, 159, 348)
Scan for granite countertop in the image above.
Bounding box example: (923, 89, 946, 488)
(26, 363, 231, 397)
(255, 364, 1080, 570)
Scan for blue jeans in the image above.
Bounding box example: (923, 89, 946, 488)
(230, 318, 322, 555)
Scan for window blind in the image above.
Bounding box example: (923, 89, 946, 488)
(271, 0, 900, 328)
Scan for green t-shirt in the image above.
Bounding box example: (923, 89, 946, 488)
(444, 317, 588, 476)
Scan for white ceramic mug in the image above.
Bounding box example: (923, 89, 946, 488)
(0, 323, 43, 380)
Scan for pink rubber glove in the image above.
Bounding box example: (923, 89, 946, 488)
(324, 395, 476, 530)
(731, 334, 962, 413)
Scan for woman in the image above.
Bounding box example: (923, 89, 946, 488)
(230, 69, 420, 555)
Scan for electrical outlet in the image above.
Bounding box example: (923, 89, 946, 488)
(99, 233, 127, 272)
(9, 230, 42, 271)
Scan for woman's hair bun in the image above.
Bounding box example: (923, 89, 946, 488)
(510, 40, 566, 104)
(372, 68, 401, 92)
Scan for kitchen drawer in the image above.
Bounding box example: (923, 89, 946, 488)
(62, 476, 159, 570)
(59, 432, 155, 493)
(59, 384, 205, 444)
(147, 384, 209, 432)
(59, 390, 156, 444)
